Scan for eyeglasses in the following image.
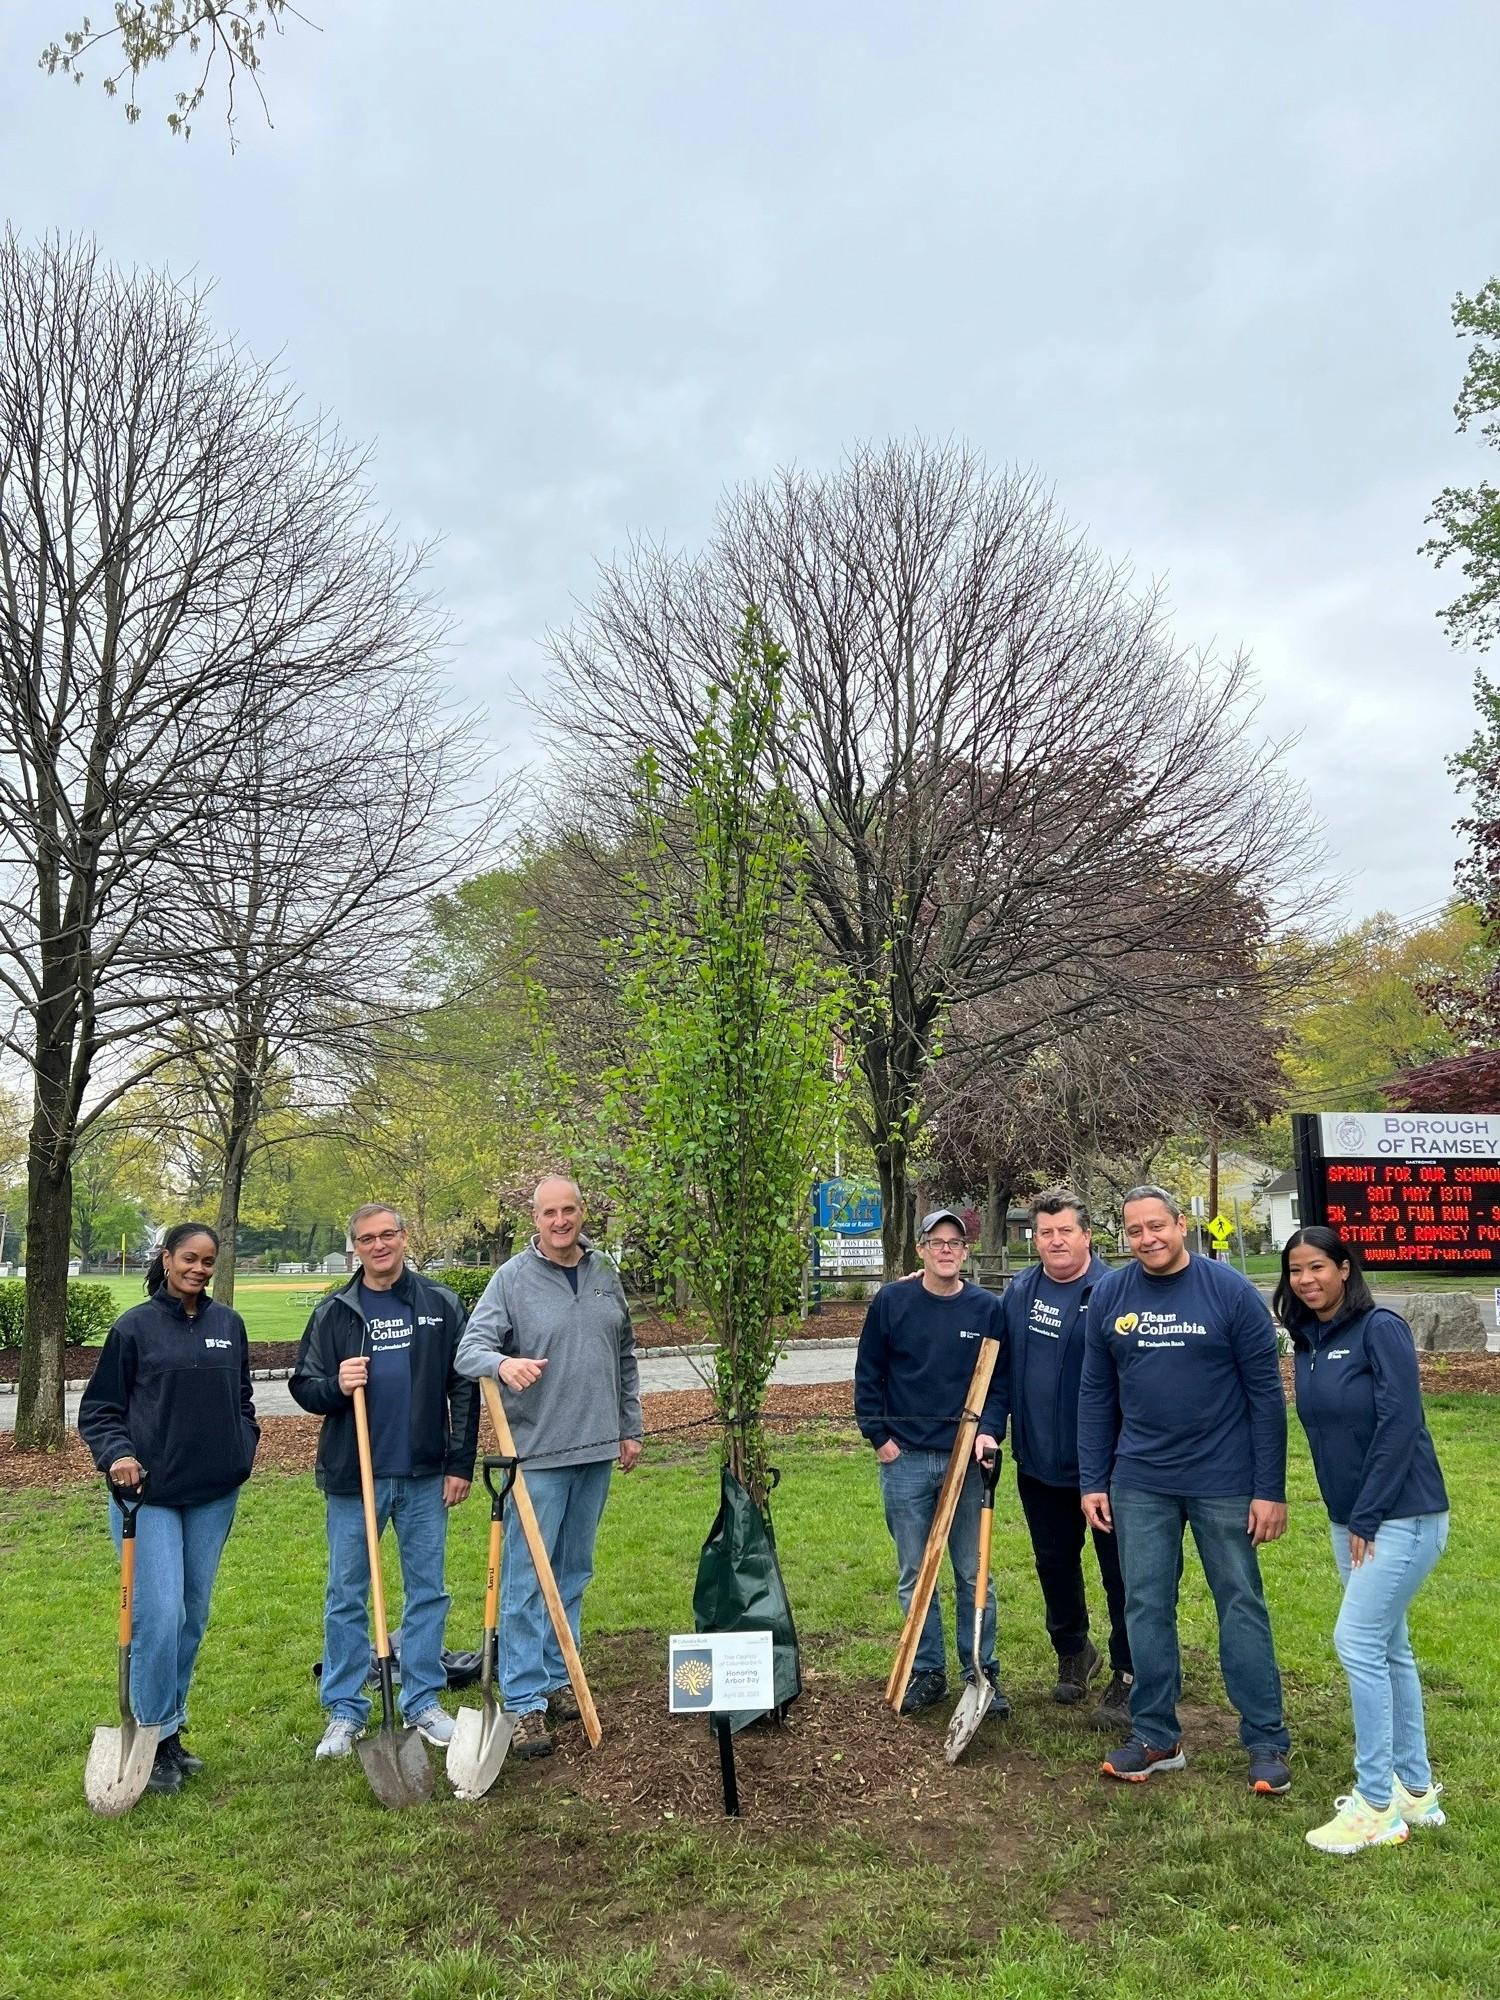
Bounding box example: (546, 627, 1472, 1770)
(925, 1237, 966, 1251)
(353, 1229, 404, 1249)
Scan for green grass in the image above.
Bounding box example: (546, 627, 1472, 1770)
(5, 1411, 1499, 1998)
(86, 1274, 328, 1344)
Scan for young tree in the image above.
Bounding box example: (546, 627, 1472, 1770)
(545, 441, 1308, 1275)
(610, 616, 844, 1507)
(0, 233, 448, 1447)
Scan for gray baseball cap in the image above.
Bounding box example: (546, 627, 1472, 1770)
(918, 1209, 967, 1240)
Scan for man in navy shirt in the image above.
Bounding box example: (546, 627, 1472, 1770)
(1078, 1185, 1291, 1793)
(855, 1210, 1007, 1716)
(1003, 1190, 1131, 1726)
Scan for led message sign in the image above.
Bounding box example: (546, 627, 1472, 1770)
(1292, 1113, 1500, 1273)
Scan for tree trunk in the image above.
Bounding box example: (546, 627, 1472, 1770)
(984, 1163, 1012, 1266)
(15, 1133, 74, 1451)
(212, 1129, 252, 1309)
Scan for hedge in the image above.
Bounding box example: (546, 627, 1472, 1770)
(0, 1279, 119, 1350)
(320, 1268, 496, 1312)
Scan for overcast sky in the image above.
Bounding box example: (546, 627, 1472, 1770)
(3, 0, 1498, 924)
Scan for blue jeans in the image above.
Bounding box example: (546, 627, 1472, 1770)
(1330, 1511, 1448, 1806)
(109, 1491, 239, 1733)
(878, 1448, 997, 1680)
(321, 1476, 450, 1725)
(500, 1460, 613, 1714)
(1111, 1485, 1289, 1754)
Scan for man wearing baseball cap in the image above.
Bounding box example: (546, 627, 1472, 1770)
(855, 1209, 1008, 1715)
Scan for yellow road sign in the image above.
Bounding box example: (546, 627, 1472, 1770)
(1206, 1214, 1234, 1246)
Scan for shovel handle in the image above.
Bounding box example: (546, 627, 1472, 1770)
(106, 1475, 147, 1651)
(351, 1385, 393, 1657)
(480, 1376, 602, 1748)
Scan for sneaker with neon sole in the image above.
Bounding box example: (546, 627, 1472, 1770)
(1305, 1791, 1409, 1855)
(1100, 1736, 1186, 1782)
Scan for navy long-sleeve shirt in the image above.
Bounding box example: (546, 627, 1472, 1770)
(1003, 1253, 1111, 1488)
(1076, 1255, 1287, 1501)
(854, 1278, 1007, 1453)
(1286, 1302, 1449, 1540)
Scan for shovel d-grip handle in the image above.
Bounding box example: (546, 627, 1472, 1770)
(105, 1472, 148, 1697)
(979, 1449, 1000, 1503)
(481, 1453, 518, 1516)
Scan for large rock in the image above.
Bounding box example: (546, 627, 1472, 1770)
(1404, 1295, 1488, 1354)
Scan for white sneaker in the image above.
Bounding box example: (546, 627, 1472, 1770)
(409, 1705, 455, 1748)
(315, 1716, 364, 1761)
(1394, 1777, 1446, 1828)
(1305, 1791, 1409, 1855)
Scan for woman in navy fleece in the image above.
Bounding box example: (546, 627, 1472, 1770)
(78, 1223, 259, 1797)
(1275, 1226, 1449, 1855)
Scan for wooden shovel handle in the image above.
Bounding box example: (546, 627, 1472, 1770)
(480, 1376, 602, 1748)
(351, 1385, 393, 1656)
(118, 1533, 137, 1649)
(885, 1336, 1001, 1711)
(483, 1511, 502, 1633)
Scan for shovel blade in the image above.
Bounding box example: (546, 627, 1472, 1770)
(357, 1724, 433, 1809)
(943, 1682, 994, 1764)
(446, 1698, 517, 1801)
(84, 1719, 161, 1816)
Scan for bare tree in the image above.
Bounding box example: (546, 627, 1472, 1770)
(0, 232, 454, 1447)
(134, 676, 498, 1306)
(542, 442, 1312, 1273)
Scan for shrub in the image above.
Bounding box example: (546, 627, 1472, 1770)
(0, 1279, 123, 1349)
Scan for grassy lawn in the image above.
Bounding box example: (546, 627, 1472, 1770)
(4, 1408, 1498, 1999)
(85, 1274, 331, 1345)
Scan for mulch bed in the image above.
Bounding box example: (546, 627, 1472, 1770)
(0, 1382, 858, 1493)
(529, 1631, 1027, 1839)
(0, 1303, 868, 1388)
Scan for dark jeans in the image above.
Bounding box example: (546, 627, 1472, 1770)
(1110, 1485, 1289, 1755)
(1016, 1469, 1131, 1672)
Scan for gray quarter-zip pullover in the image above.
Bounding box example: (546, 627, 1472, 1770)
(455, 1239, 642, 1470)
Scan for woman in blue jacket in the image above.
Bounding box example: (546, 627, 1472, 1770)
(78, 1224, 259, 1797)
(1274, 1226, 1449, 1855)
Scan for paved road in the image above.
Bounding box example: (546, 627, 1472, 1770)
(0, 1339, 862, 1433)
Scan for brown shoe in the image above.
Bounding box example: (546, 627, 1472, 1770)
(510, 1710, 554, 1760)
(545, 1683, 581, 1723)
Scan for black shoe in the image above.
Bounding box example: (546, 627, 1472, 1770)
(1092, 1669, 1134, 1732)
(967, 1664, 1011, 1720)
(145, 1745, 183, 1795)
(1053, 1639, 1102, 1706)
(160, 1731, 204, 1776)
(1248, 1749, 1292, 1796)
(899, 1668, 949, 1716)
(544, 1683, 581, 1724)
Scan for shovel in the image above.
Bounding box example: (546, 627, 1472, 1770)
(351, 1384, 433, 1808)
(944, 1449, 1001, 1764)
(85, 1477, 161, 1816)
(447, 1452, 518, 1799)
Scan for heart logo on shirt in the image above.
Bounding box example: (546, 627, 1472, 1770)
(1113, 1313, 1139, 1336)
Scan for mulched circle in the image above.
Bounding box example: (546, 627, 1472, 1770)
(530, 1634, 1026, 1841)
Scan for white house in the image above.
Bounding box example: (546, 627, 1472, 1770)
(1265, 1167, 1300, 1250)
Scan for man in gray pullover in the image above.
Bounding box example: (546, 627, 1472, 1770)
(455, 1175, 642, 1758)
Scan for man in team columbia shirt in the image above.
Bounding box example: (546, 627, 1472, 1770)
(1077, 1185, 1292, 1793)
(291, 1202, 479, 1762)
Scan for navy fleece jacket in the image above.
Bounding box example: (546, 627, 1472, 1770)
(855, 1278, 1007, 1453)
(1003, 1253, 1111, 1488)
(1286, 1302, 1449, 1540)
(78, 1291, 260, 1508)
(1076, 1255, 1287, 1501)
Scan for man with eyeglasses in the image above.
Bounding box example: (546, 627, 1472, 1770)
(855, 1209, 1008, 1716)
(291, 1202, 479, 1763)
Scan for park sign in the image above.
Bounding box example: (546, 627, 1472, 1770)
(1293, 1112, 1500, 1274)
(813, 1178, 882, 1234)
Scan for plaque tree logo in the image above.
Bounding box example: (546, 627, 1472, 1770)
(672, 1651, 715, 1708)
(1334, 1115, 1365, 1152)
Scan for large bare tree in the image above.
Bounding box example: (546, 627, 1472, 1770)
(543, 442, 1310, 1273)
(0, 233, 453, 1446)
